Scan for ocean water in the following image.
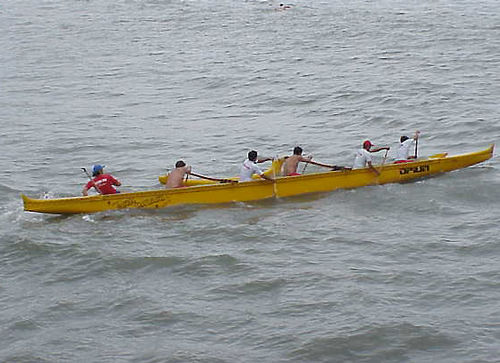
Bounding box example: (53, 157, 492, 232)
(1, 0, 499, 361)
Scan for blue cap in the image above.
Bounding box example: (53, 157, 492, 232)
(92, 164, 105, 173)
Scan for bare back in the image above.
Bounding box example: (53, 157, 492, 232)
(283, 155, 309, 176)
(165, 166, 191, 188)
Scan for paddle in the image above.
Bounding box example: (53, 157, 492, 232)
(272, 162, 278, 197)
(308, 160, 336, 169)
(301, 155, 312, 173)
(189, 171, 238, 184)
(306, 160, 351, 171)
(81, 167, 103, 194)
(382, 149, 389, 165)
(373, 149, 390, 176)
(414, 130, 420, 158)
(331, 165, 351, 171)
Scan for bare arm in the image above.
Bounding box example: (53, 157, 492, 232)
(257, 157, 273, 163)
(82, 186, 89, 196)
(260, 173, 275, 181)
(370, 146, 390, 153)
(308, 160, 336, 168)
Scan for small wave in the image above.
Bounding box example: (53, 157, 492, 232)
(289, 323, 456, 362)
(129, 309, 207, 334)
(1, 354, 51, 363)
(9, 318, 42, 332)
(109, 255, 186, 273)
(42, 254, 187, 285)
(209, 277, 288, 298)
(0, 183, 20, 195)
(172, 254, 253, 278)
(0, 236, 82, 263)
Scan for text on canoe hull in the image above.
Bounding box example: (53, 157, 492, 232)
(399, 165, 430, 175)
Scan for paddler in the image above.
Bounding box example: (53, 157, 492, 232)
(277, 3, 291, 10)
(395, 130, 420, 163)
(282, 146, 340, 176)
(82, 164, 121, 195)
(165, 160, 192, 188)
(352, 140, 390, 175)
(240, 150, 274, 182)
(283, 146, 312, 176)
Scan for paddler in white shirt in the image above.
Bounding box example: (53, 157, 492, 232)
(395, 130, 420, 163)
(352, 140, 390, 175)
(240, 150, 275, 182)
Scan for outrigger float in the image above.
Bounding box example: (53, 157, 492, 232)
(21, 144, 494, 215)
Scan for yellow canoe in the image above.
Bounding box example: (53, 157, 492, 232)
(21, 144, 494, 214)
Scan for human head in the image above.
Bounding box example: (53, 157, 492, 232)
(363, 140, 373, 150)
(92, 164, 104, 177)
(175, 160, 186, 168)
(248, 150, 258, 162)
(293, 146, 303, 155)
(400, 135, 409, 143)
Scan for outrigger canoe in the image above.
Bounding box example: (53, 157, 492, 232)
(21, 144, 494, 214)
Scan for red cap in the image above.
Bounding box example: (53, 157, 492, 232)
(363, 140, 373, 148)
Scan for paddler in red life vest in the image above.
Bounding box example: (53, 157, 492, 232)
(82, 164, 121, 196)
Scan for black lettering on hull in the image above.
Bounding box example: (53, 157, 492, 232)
(399, 165, 430, 175)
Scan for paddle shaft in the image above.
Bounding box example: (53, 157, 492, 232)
(382, 149, 389, 165)
(301, 161, 310, 173)
(272, 163, 278, 197)
(302, 159, 348, 172)
(81, 168, 103, 194)
(189, 171, 237, 184)
(309, 160, 337, 169)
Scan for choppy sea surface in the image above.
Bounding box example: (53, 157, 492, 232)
(1, 0, 499, 361)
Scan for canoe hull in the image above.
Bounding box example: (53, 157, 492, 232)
(22, 145, 494, 214)
(276, 144, 494, 197)
(22, 181, 275, 214)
